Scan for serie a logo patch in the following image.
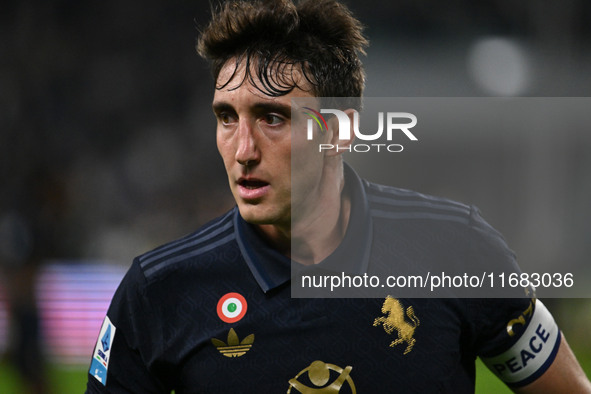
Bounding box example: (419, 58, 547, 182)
(89, 316, 116, 386)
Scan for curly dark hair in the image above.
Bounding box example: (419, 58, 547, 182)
(196, 0, 368, 109)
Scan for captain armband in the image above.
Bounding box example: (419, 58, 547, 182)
(481, 300, 561, 388)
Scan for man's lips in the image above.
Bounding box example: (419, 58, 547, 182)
(236, 177, 270, 200)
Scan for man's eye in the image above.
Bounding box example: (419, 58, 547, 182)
(263, 114, 283, 125)
(219, 113, 236, 124)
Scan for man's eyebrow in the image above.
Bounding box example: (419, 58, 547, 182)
(212, 101, 234, 114)
(251, 102, 291, 116)
(212, 101, 292, 116)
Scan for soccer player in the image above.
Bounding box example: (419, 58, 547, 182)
(86, 0, 591, 392)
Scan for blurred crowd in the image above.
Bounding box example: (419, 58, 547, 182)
(0, 1, 235, 266)
(2, 0, 590, 265)
(0, 0, 590, 391)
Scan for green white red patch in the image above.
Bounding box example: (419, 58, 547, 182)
(217, 292, 247, 323)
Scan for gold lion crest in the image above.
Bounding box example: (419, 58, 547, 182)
(373, 296, 419, 354)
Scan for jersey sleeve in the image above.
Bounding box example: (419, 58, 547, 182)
(86, 259, 171, 393)
(467, 207, 561, 387)
(468, 205, 521, 278)
(474, 298, 561, 388)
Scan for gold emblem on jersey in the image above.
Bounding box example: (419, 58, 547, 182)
(211, 328, 254, 357)
(374, 296, 419, 354)
(287, 360, 356, 393)
(506, 298, 535, 337)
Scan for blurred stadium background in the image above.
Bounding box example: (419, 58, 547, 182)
(1, 0, 590, 392)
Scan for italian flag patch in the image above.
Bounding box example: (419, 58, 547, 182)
(217, 292, 247, 323)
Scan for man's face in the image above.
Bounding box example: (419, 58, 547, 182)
(213, 61, 325, 228)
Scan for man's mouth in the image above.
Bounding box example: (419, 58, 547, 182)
(236, 177, 270, 200)
(238, 179, 269, 189)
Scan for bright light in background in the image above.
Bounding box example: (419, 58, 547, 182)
(0, 262, 125, 365)
(468, 37, 532, 96)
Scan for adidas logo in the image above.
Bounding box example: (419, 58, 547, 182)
(211, 328, 254, 358)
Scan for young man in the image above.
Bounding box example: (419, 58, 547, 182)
(86, 0, 590, 392)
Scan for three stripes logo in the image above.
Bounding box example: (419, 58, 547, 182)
(211, 328, 255, 358)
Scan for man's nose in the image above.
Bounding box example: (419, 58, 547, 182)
(235, 119, 260, 166)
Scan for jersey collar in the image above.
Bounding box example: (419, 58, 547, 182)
(234, 163, 373, 293)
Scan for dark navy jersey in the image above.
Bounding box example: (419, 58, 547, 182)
(86, 165, 559, 393)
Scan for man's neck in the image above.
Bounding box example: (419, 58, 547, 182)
(256, 161, 352, 265)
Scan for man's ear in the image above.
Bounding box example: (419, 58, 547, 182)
(325, 108, 356, 157)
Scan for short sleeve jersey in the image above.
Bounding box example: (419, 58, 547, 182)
(86, 165, 559, 393)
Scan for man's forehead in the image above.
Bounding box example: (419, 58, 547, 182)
(215, 57, 315, 100)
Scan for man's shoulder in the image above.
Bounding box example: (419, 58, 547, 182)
(361, 179, 513, 262)
(363, 180, 474, 226)
(134, 208, 238, 282)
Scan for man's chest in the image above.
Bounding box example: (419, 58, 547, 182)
(166, 292, 475, 393)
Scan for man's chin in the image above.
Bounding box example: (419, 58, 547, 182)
(237, 204, 264, 224)
(237, 204, 287, 227)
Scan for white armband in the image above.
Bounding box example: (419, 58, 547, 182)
(481, 300, 561, 387)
